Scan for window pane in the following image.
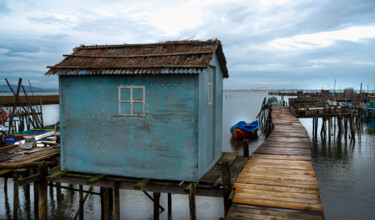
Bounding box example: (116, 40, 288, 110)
(120, 88, 131, 100)
(120, 102, 131, 114)
(133, 88, 143, 100)
(133, 102, 144, 114)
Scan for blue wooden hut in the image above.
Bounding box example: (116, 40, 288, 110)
(46, 40, 229, 182)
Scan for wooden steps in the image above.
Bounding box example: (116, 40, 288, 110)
(227, 105, 324, 219)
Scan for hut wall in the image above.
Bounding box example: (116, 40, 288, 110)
(197, 53, 223, 179)
(59, 75, 199, 181)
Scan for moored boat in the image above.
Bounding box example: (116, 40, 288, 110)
(230, 121, 259, 139)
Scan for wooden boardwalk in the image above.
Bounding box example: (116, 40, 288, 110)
(227, 105, 324, 219)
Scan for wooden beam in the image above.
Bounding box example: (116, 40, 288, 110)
(134, 178, 150, 190)
(19, 173, 39, 186)
(47, 171, 67, 180)
(87, 174, 106, 185)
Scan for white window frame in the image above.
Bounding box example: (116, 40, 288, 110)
(208, 83, 213, 105)
(118, 85, 145, 116)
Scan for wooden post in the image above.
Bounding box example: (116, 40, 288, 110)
(242, 139, 249, 157)
(33, 167, 39, 218)
(102, 188, 110, 220)
(349, 111, 355, 140)
(108, 187, 114, 211)
(114, 182, 120, 220)
(56, 182, 62, 199)
(189, 183, 196, 220)
(328, 117, 332, 142)
(168, 193, 172, 220)
(38, 162, 48, 220)
(153, 192, 161, 220)
(344, 116, 348, 142)
(100, 188, 104, 220)
(25, 169, 32, 220)
(4, 177, 7, 191)
(312, 118, 315, 138)
(13, 174, 19, 220)
(79, 185, 84, 220)
(222, 162, 232, 217)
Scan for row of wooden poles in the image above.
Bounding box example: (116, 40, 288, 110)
(311, 108, 365, 143)
(1, 160, 209, 220)
(0, 78, 44, 133)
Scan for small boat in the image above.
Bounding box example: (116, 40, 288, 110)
(230, 121, 259, 139)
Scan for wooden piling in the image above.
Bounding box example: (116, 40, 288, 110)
(33, 167, 39, 218)
(328, 117, 332, 142)
(108, 187, 114, 210)
(189, 183, 196, 220)
(4, 177, 7, 191)
(79, 185, 84, 220)
(168, 193, 172, 220)
(13, 174, 19, 220)
(222, 162, 232, 217)
(242, 139, 249, 157)
(114, 182, 120, 220)
(153, 192, 161, 220)
(102, 188, 110, 220)
(38, 162, 48, 220)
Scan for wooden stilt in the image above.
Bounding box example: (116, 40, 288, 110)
(4, 177, 7, 191)
(13, 174, 19, 220)
(56, 182, 62, 199)
(153, 192, 161, 220)
(38, 162, 48, 220)
(33, 167, 39, 218)
(189, 183, 196, 220)
(24, 171, 31, 220)
(222, 162, 232, 217)
(168, 193, 172, 220)
(328, 117, 332, 142)
(344, 116, 348, 142)
(100, 188, 104, 220)
(108, 187, 114, 211)
(102, 188, 110, 220)
(114, 182, 120, 220)
(79, 185, 84, 220)
(242, 139, 249, 157)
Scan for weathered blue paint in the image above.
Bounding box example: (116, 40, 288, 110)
(60, 55, 225, 182)
(197, 53, 224, 178)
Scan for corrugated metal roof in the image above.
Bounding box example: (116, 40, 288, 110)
(46, 40, 228, 78)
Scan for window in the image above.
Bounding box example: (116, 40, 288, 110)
(119, 86, 145, 116)
(208, 83, 213, 105)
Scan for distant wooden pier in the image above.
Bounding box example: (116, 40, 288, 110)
(0, 95, 59, 106)
(226, 105, 324, 219)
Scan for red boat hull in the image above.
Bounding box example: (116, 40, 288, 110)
(231, 128, 258, 139)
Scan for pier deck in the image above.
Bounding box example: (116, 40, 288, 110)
(227, 105, 324, 219)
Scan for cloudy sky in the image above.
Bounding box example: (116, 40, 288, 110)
(1, 0, 375, 90)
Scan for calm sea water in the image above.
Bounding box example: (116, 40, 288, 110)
(0, 91, 374, 219)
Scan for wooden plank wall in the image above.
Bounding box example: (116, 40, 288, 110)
(227, 105, 324, 219)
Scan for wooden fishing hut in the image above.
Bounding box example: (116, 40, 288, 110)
(46, 40, 228, 182)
